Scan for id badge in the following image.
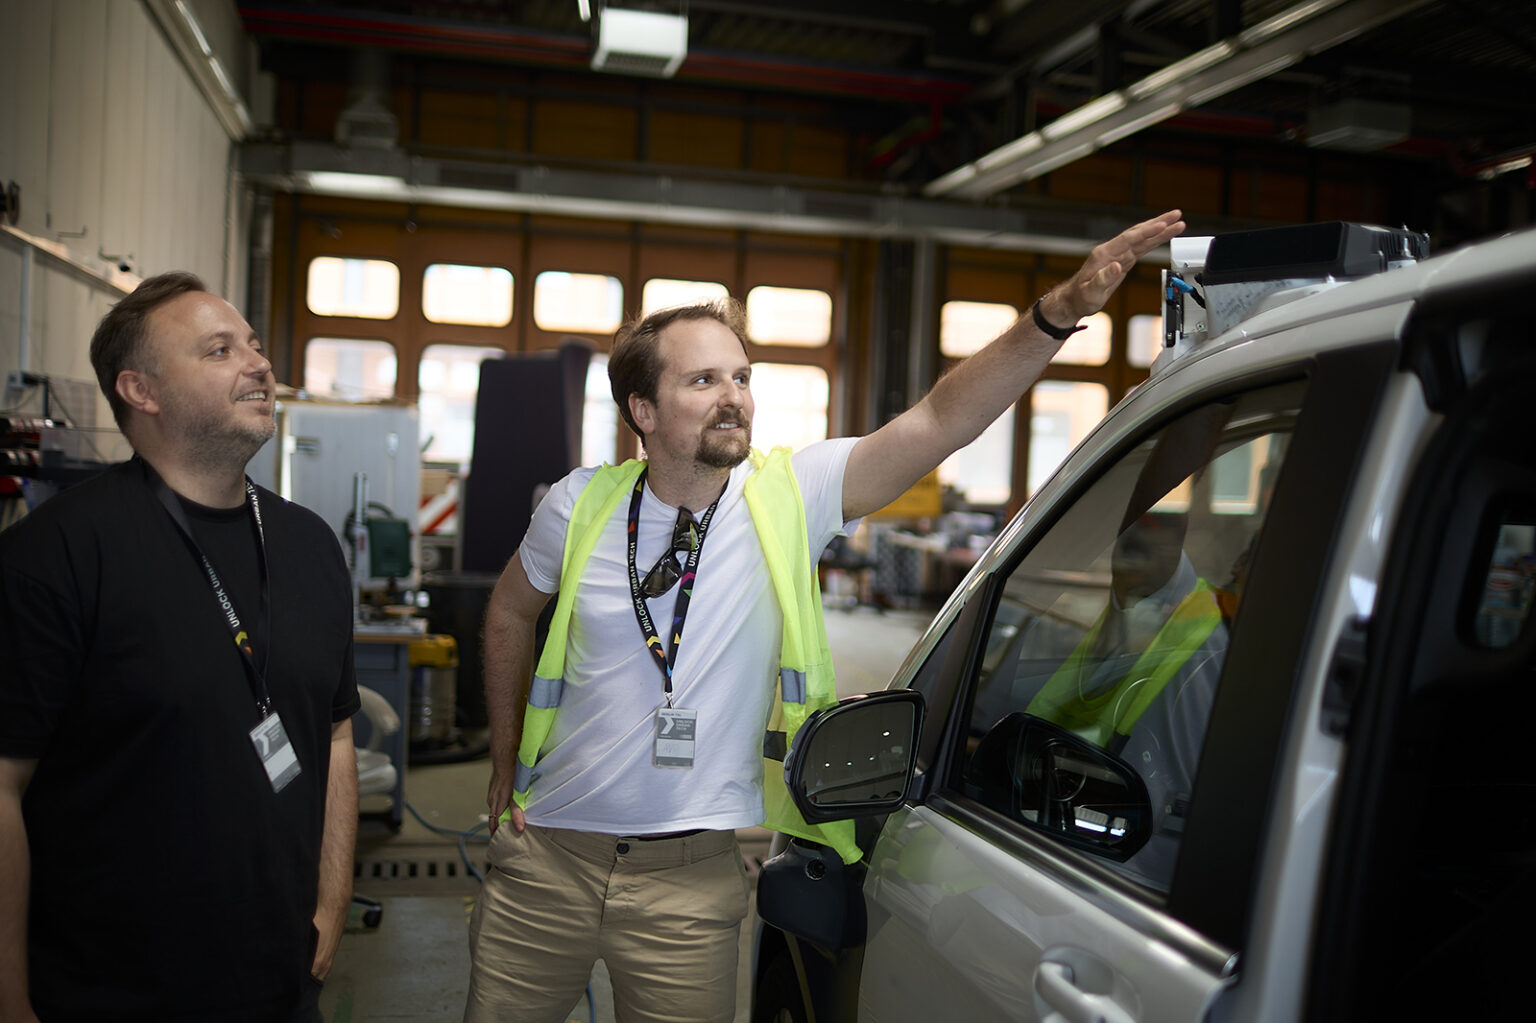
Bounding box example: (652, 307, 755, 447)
(250, 711, 302, 793)
(653, 706, 697, 769)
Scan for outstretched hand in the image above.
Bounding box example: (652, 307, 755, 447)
(1044, 210, 1185, 325)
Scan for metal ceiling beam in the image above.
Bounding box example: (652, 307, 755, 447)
(686, 0, 943, 36)
(239, 2, 974, 103)
(925, 0, 1433, 201)
(240, 140, 1190, 257)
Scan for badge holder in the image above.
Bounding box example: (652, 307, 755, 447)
(250, 711, 302, 792)
(653, 706, 697, 769)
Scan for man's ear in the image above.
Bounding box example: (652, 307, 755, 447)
(629, 393, 655, 436)
(116, 370, 160, 417)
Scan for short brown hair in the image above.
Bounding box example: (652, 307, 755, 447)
(90, 271, 207, 429)
(608, 298, 748, 439)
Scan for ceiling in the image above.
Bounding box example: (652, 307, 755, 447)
(234, 0, 1536, 242)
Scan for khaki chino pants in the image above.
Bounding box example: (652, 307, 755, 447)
(464, 823, 751, 1023)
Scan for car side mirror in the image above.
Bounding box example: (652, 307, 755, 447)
(783, 690, 924, 823)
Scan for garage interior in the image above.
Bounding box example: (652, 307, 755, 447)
(3, 2, 1534, 1021)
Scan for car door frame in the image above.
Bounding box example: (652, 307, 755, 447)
(1306, 280, 1536, 1020)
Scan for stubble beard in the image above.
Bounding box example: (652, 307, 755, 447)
(695, 418, 751, 469)
(166, 394, 276, 474)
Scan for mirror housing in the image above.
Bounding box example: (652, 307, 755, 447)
(783, 690, 925, 824)
(756, 838, 866, 951)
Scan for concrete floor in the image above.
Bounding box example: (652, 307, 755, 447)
(322, 602, 930, 1023)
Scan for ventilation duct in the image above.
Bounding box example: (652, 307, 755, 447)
(592, 8, 688, 79)
(336, 49, 398, 149)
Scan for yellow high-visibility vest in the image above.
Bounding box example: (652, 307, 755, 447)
(510, 447, 861, 864)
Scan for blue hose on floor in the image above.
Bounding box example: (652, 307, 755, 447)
(401, 802, 595, 1023)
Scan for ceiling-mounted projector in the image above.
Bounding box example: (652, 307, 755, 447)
(592, 8, 688, 79)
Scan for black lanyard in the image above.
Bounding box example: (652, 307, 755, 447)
(626, 469, 723, 703)
(143, 460, 274, 718)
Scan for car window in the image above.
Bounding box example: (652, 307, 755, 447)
(953, 380, 1307, 892)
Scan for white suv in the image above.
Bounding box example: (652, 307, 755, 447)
(755, 221, 1536, 1022)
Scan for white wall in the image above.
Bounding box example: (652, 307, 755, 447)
(0, 0, 247, 439)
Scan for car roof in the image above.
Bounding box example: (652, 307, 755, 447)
(1154, 223, 1536, 378)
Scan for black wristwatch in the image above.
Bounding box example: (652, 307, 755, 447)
(1031, 297, 1087, 341)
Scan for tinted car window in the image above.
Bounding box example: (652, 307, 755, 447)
(955, 381, 1307, 891)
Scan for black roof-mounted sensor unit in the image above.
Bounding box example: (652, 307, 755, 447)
(1202, 222, 1429, 285)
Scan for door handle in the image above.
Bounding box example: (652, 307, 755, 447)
(1033, 960, 1133, 1023)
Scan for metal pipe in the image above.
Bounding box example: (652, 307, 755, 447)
(352, 472, 369, 621)
(18, 246, 32, 375)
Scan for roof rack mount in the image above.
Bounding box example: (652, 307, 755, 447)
(1155, 221, 1430, 372)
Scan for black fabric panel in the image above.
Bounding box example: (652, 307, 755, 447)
(461, 339, 592, 574)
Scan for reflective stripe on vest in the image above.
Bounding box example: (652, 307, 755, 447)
(509, 448, 859, 865)
(528, 674, 563, 709)
(779, 667, 808, 705)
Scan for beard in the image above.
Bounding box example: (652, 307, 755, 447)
(165, 394, 276, 473)
(695, 412, 751, 469)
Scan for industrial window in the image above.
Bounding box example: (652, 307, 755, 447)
(1128, 314, 1164, 368)
(940, 301, 1016, 358)
(583, 353, 619, 468)
(306, 257, 400, 319)
(423, 264, 513, 327)
(1051, 313, 1112, 366)
(939, 303, 1110, 365)
(641, 278, 729, 314)
(533, 271, 623, 334)
(1027, 382, 1109, 496)
(418, 343, 506, 465)
(749, 363, 829, 453)
(939, 301, 1018, 505)
(940, 405, 1015, 506)
(303, 337, 397, 401)
(746, 286, 831, 347)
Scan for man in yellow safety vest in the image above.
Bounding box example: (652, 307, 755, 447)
(463, 211, 1187, 1023)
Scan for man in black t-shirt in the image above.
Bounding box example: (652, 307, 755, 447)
(0, 274, 360, 1022)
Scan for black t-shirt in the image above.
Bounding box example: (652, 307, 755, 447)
(0, 459, 360, 1020)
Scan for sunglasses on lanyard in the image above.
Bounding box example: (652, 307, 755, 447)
(640, 506, 702, 598)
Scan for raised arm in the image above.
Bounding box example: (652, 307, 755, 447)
(0, 757, 39, 1023)
(842, 210, 1185, 521)
(482, 551, 555, 835)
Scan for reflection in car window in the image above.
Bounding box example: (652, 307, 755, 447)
(956, 381, 1307, 892)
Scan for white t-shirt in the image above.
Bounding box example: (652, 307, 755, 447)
(516, 437, 859, 833)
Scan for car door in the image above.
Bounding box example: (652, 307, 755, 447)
(1303, 281, 1536, 1021)
(857, 341, 1397, 1023)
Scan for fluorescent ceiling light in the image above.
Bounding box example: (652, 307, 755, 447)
(306, 171, 407, 196)
(1239, 0, 1348, 47)
(974, 133, 1044, 172)
(1041, 93, 1128, 140)
(1128, 41, 1236, 100)
(1476, 155, 1534, 181)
